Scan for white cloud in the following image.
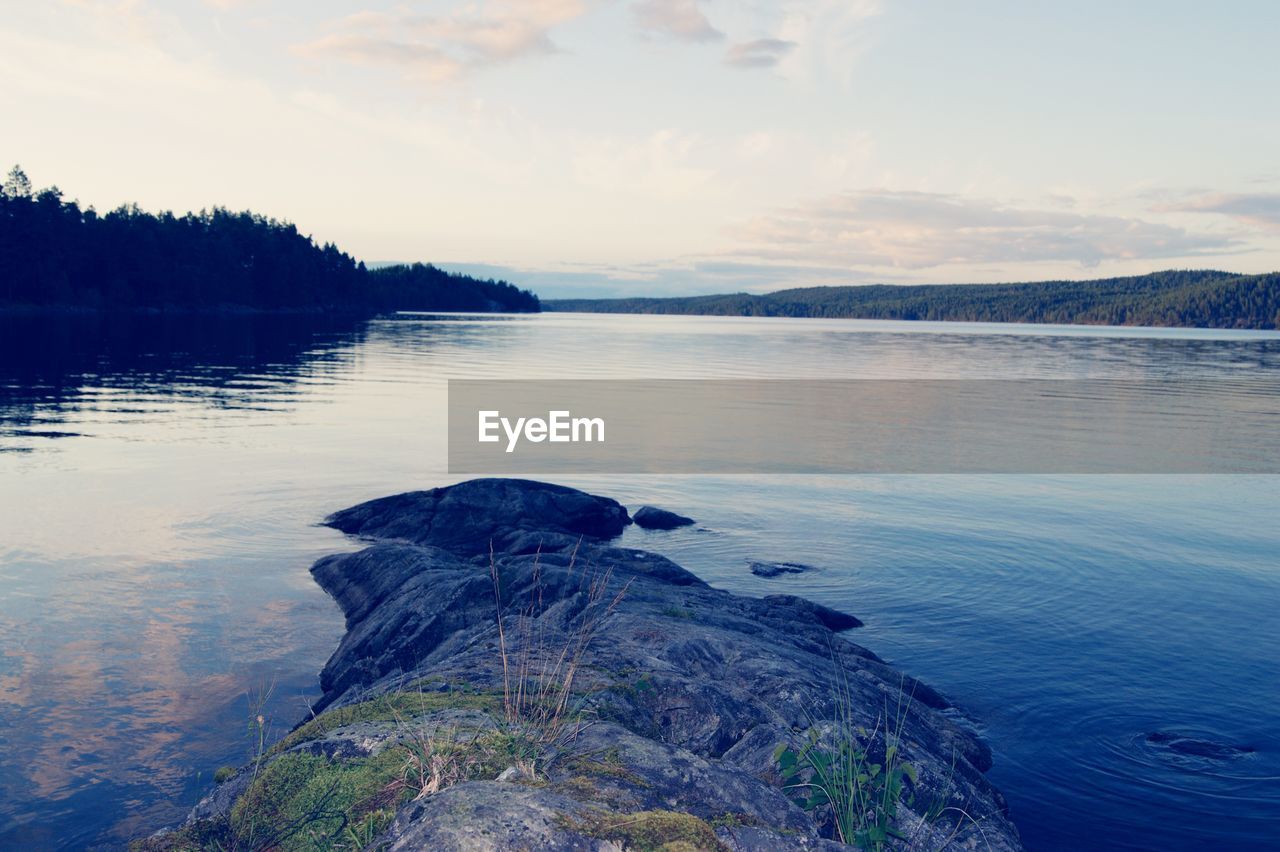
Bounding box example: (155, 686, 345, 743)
(631, 0, 721, 42)
(1163, 193, 1280, 230)
(294, 0, 587, 83)
(776, 0, 881, 84)
(725, 38, 794, 68)
(728, 190, 1240, 270)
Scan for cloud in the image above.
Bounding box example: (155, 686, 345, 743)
(632, 0, 721, 42)
(725, 38, 795, 69)
(729, 190, 1240, 270)
(294, 0, 587, 82)
(1163, 192, 1280, 230)
(775, 0, 881, 83)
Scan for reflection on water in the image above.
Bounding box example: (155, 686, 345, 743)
(0, 312, 1278, 849)
(0, 313, 370, 447)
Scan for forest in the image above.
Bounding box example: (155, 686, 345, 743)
(546, 269, 1280, 329)
(0, 166, 539, 313)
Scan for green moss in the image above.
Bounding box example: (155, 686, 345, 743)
(273, 688, 500, 754)
(560, 809, 729, 852)
(128, 818, 231, 852)
(659, 606, 695, 621)
(709, 812, 762, 830)
(230, 749, 406, 851)
(212, 766, 237, 784)
(561, 749, 651, 788)
(230, 728, 526, 851)
(554, 775, 641, 811)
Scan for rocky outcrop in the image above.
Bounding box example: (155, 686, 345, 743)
(149, 479, 1022, 851)
(633, 505, 696, 530)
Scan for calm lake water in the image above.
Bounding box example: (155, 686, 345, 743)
(1, 312, 1278, 850)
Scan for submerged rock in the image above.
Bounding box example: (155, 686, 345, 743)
(749, 560, 817, 578)
(633, 505, 697, 530)
(1146, 732, 1256, 760)
(152, 479, 1023, 851)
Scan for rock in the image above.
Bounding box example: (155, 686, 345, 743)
(183, 771, 252, 825)
(716, 824, 847, 851)
(749, 561, 816, 578)
(495, 764, 537, 783)
(324, 478, 632, 555)
(633, 505, 696, 530)
(546, 722, 815, 834)
(378, 783, 607, 850)
(1146, 732, 1256, 759)
(156, 479, 1023, 852)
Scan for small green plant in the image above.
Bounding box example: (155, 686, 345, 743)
(774, 658, 917, 850)
(214, 766, 238, 784)
(246, 678, 276, 783)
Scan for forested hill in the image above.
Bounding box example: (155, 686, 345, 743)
(0, 167, 538, 313)
(547, 270, 1280, 330)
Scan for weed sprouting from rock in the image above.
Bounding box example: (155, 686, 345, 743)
(490, 540, 631, 751)
(775, 656, 918, 849)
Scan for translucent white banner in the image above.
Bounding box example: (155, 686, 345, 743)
(448, 379, 1280, 474)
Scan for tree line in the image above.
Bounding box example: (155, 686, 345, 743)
(547, 269, 1280, 330)
(0, 166, 539, 313)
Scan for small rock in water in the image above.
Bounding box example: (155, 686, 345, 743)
(749, 560, 816, 578)
(633, 505, 696, 530)
(1146, 732, 1255, 759)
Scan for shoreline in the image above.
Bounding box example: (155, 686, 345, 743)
(138, 479, 1022, 850)
(0, 305, 540, 316)
(543, 304, 1280, 332)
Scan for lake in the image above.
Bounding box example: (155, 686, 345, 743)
(0, 311, 1277, 849)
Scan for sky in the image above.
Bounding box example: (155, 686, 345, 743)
(3, 0, 1280, 298)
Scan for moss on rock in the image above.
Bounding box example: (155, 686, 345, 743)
(128, 817, 232, 852)
(272, 686, 500, 754)
(559, 808, 729, 852)
(229, 749, 405, 850)
(174, 726, 523, 851)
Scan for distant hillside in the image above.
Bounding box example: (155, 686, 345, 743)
(0, 166, 538, 313)
(547, 270, 1280, 330)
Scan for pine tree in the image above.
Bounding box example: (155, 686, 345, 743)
(2, 165, 33, 199)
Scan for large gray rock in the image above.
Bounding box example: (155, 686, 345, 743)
(325, 478, 632, 555)
(633, 505, 696, 530)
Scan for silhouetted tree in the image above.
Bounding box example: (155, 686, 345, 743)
(0, 166, 540, 314)
(2, 166, 32, 199)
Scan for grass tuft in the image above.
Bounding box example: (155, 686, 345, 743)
(490, 541, 630, 750)
(774, 654, 918, 850)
